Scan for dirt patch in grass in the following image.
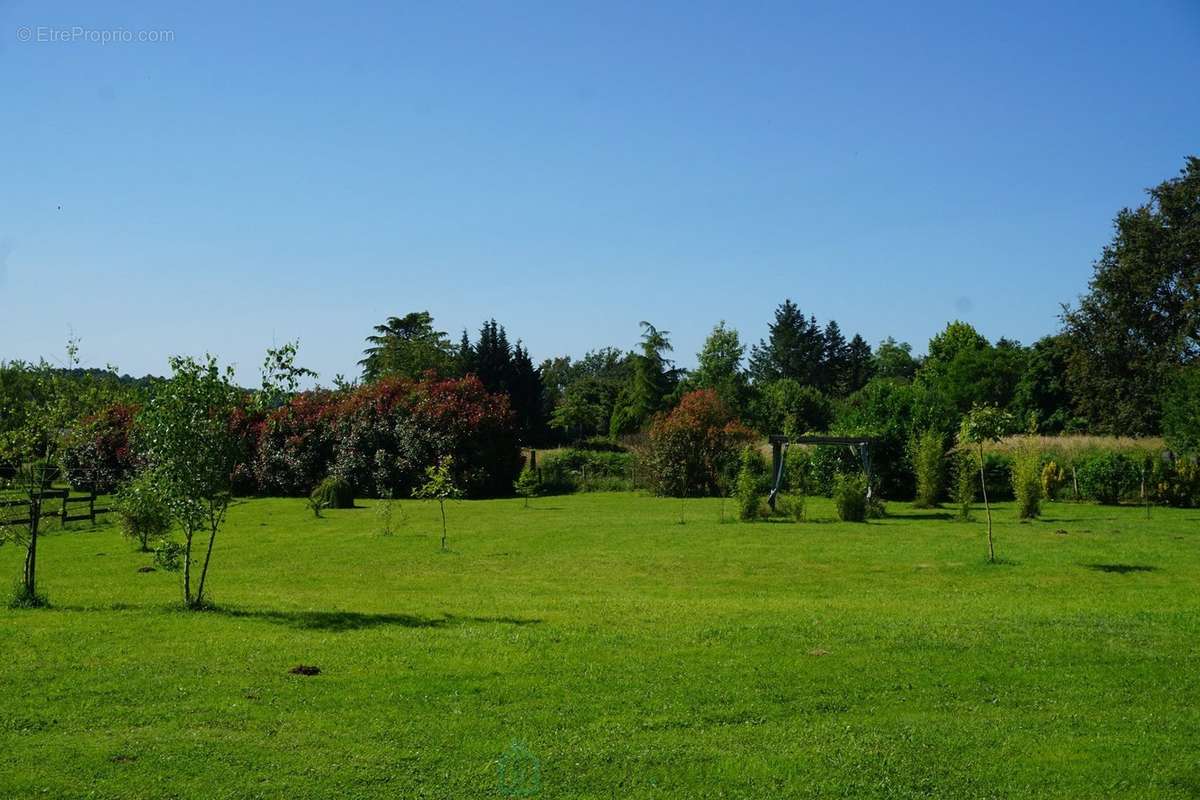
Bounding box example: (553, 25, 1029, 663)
(289, 665, 321, 676)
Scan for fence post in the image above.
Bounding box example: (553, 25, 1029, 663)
(60, 489, 69, 526)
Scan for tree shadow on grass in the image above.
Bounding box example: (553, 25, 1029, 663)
(210, 607, 542, 632)
(1083, 563, 1159, 574)
(897, 512, 954, 521)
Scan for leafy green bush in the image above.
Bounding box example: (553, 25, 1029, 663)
(539, 449, 631, 494)
(1041, 460, 1065, 500)
(1151, 456, 1200, 508)
(834, 473, 868, 522)
(911, 430, 945, 508)
(735, 447, 765, 521)
(1011, 442, 1042, 519)
(153, 539, 185, 572)
(777, 492, 806, 522)
(1077, 452, 1138, 504)
(113, 473, 172, 551)
(514, 466, 540, 506)
(311, 476, 354, 509)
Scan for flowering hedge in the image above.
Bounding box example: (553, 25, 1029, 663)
(60, 403, 138, 493)
(253, 376, 520, 498)
(644, 389, 754, 497)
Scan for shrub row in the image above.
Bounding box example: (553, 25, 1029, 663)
(60, 376, 522, 499)
(538, 448, 632, 494)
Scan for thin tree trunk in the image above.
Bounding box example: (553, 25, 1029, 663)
(439, 500, 447, 550)
(183, 528, 194, 606)
(24, 500, 39, 597)
(978, 443, 994, 563)
(195, 525, 218, 607)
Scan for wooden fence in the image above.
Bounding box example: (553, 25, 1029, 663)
(0, 488, 112, 528)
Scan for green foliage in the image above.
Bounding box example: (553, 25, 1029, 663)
(514, 466, 540, 507)
(911, 430, 945, 508)
(359, 311, 456, 382)
(734, 447, 766, 521)
(610, 322, 678, 436)
(539, 449, 631, 494)
(918, 325, 1027, 418)
(1077, 452, 1139, 505)
(1061, 157, 1200, 435)
(833, 473, 867, 522)
(1041, 460, 1066, 500)
(692, 321, 747, 410)
(153, 539, 185, 572)
(953, 449, 976, 520)
(257, 340, 317, 411)
(113, 473, 172, 551)
(645, 390, 753, 498)
(305, 494, 327, 518)
(138, 355, 240, 608)
(760, 379, 833, 438)
(375, 492, 400, 536)
(413, 456, 463, 550)
(6, 579, 49, 609)
(777, 492, 806, 522)
(1162, 365, 1200, 457)
(873, 337, 917, 381)
(311, 476, 354, 509)
(1011, 441, 1043, 519)
(958, 404, 1013, 448)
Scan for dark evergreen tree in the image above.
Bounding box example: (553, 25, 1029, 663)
(610, 322, 677, 436)
(455, 329, 475, 376)
(820, 320, 849, 395)
(473, 319, 514, 394)
(509, 341, 547, 443)
(748, 300, 825, 386)
(844, 334, 874, 394)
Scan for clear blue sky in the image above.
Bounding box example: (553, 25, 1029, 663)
(2, 1, 1198, 384)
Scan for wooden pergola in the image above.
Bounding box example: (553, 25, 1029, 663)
(767, 434, 879, 510)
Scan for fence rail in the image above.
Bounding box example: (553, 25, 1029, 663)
(0, 488, 111, 528)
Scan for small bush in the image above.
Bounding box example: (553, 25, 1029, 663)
(1041, 460, 1066, 500)
(735, 447, 765, 521)
(1077, 452, 1138, 504)
(514, 466, 540, 506)
(1011, 442, 1043, 519)
(834, 473, 868, 522)
(113, 473, 172, 551)
(7, 580, 49, 609)
(311, 476, 354, 509)
(540, 449, 631, 494)
(1151, 455, 1200, 508)
(777, 492, 806, 522)
(911, 430, 945, 508)
(153, 539, 185, 572)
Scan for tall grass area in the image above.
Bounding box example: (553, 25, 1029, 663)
(2, 494, 1199, 798)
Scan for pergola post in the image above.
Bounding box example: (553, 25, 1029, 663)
(769, 438, 783, 511)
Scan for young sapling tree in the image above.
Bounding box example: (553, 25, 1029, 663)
(514, 466, 539, 508)
(958, 404, 1013, 563)
(138, 355, 239, 608)
(414, 456, 462, 551)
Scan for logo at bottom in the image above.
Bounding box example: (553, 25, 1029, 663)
(497, 740, 541, 797)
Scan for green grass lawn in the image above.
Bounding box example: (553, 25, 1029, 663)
(1, 493, 1198, 799)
